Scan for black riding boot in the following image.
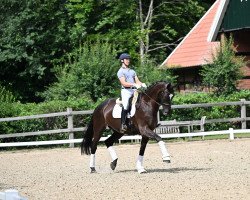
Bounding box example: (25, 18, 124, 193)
(120, 109, 128, 133)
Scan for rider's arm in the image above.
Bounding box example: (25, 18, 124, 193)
(135, 76, 142, 85)
(119, 77, 135, 87)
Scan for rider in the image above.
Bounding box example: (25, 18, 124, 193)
(117, 53, 146, 133)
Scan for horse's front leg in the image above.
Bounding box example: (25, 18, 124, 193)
(136, 136, 149, 174)
(141, 127, 171, 163)
(104, 131, 123, 170)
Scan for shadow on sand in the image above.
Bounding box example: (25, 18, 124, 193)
(117, 167, 211, 174)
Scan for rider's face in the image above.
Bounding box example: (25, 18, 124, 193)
(123, 58, 130, 66)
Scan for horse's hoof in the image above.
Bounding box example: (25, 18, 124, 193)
(90, 167, 96, 173)
(110, 158, 118, 170)
(138, 168, 147, 174)
(163, 156, 171, 163)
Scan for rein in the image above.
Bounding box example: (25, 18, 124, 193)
(140, 90, 170, 107)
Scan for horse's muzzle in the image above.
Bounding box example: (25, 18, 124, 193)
(162, 110, 169, 115)
(162, 108, 171, 115)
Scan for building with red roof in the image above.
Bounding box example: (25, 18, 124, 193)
(162, 0, 250, 91)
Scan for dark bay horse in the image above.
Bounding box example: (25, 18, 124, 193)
(81, 81, 174, 173)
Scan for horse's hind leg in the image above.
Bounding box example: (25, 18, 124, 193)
(104, 131, 123, 170)
(136, 136, 149, 174)
(89, 138, 100, 173)
(89, 125, 106, 173)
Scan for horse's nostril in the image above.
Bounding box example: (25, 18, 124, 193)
(163, 111, 168, 115)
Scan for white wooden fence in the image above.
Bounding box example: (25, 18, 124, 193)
(0, 189, 27, 200)
(0, 128, 249, 148)
(0, 99, 249, 148)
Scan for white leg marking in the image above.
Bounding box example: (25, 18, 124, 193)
(89, 154, 96, 168)
(136, 155, 147, 174)
(108, 146, 118, 161)
(158, 141, 171, 162)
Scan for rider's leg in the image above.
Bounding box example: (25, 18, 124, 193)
(120, 89, 133, 133)
(120, 108, 128, 132)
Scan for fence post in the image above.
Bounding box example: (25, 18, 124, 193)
(67, 108, 74, 148)
(229, 128, 234, 140)
(240, 99, 246, 129)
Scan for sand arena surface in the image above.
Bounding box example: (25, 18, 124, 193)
(0, 139, 249, 200)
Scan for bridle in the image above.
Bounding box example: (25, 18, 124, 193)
(140, 90, 171, 107)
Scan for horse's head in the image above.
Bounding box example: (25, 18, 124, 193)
(143, 81, 174, 116)
(158, 82, 174, 115)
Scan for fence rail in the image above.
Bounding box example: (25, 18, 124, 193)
(0, 128, 249, 148)
(0, 99, 249, 148)
(0, 189, 27, 200)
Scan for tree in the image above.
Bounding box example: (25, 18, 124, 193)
(0, 0, 73, 102)
(200, 36, 245, 95)
(134, 57, 177, 85)
(90, 0, 206, 63)
(42, 41, 177, 102)
(0, 0, 213, 102)
(137, 0, 206, 63)
(65, 0, 96, 46)
(92, 0, 139, 58)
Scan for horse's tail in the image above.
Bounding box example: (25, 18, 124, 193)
(81, 117, 94, 155)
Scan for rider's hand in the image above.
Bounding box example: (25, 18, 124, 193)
(133, 83, 141, 89)
(141, 83, 147, 88)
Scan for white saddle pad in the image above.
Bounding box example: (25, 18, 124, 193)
(112, 91, 138, 118)
(112, 104, 136, 118)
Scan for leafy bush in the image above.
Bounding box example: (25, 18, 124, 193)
(201, 36, 245, 95)
(0, 85, 16, 103)
(164, 90, 250, 131)
(134, 58, 177, 85)
(41, 41, 120, 102)
(0, 90, 249, 146)
(0, 98, 94, 145)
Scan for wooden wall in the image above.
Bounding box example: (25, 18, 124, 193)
(233, 30, 250, 89)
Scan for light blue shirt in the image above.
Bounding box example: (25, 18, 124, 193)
(117, 67, 137, 83)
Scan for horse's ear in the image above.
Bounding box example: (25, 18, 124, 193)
(166, 83, 174, 93)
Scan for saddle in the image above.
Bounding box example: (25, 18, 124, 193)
(112, 90, 140, 118)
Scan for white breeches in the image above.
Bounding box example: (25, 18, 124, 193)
(121, 89, 135, 110)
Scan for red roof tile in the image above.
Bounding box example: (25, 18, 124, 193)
(162, 0, 222, 68)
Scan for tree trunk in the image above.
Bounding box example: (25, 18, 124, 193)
(138, 0, 154, 64)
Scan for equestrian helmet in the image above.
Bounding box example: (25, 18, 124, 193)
(119, 53, 130, 60)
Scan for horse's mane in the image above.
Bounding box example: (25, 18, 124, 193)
(145, 81, 170, 93)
